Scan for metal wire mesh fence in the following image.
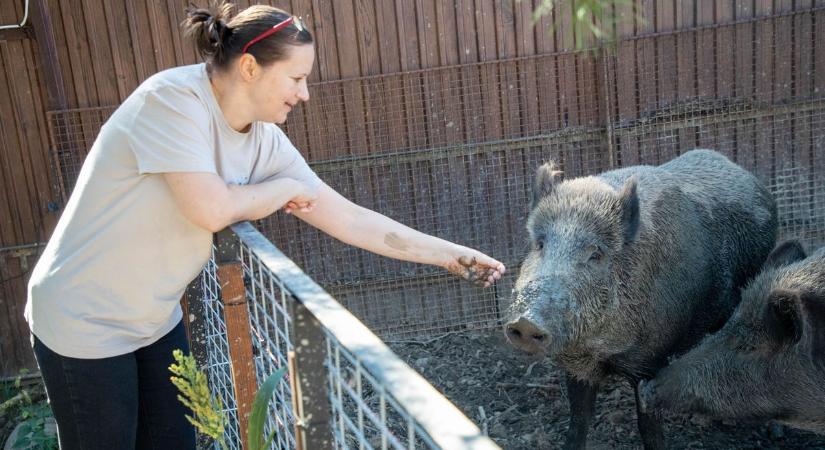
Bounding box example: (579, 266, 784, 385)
(195, 223, 498, 450)
(47, 5, 824, 346)
(199, 254, 244, 450)
(46, 107, 116, 201)
(241, 241, 298, 450)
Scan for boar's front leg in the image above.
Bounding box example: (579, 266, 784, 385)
(633, 379, 665, 450)
(564, 376, 599, 450)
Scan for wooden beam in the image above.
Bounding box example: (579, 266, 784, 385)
(0, 26, 33, 42)
(214, 228, 256, 450)
(29, 0, 71, 212)
(28, 0, 66, 110)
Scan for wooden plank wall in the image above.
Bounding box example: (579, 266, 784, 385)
(46, 0, 825, 110)
(38, 0, 605, 108)
(1, 0, 60, 376)
(2, 1, 824, 374)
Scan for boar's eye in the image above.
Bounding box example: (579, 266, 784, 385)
(535, 238, 545, 251)
(588, 248, 604, 263)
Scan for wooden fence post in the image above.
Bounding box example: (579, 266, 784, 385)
(215, 228, 256, 450)
(290, 301, 334, 449)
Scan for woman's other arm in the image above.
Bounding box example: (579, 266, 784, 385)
(162, 172, 318, 233)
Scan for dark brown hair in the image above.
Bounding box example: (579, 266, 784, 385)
(182, 1, 313, 73)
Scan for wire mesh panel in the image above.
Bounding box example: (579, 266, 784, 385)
(46, 107, 116, 200)
(239, 239, 298, 450)
(325, 334, 440, 449)
(200, 254, 243, 450)
(601, 8, 825, 252)
(771, 166, 825, 250)
(197, 223, 499, 450)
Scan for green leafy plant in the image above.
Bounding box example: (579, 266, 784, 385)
(1, 371, 21, 402)
(12, 403, 57, 450)
(1, 369, 30, 404)
(169, 349, 287, 450)
(246, 368, 285, 450)
(1, 370, 56, 450)
(169, 349, 227, 448)
(528, 0, 643, 50)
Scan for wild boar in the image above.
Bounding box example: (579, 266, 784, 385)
(504, 149, 777, 449)
(639, 240, 825, 435)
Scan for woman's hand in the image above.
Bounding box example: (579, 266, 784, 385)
(283, 181, 320, 214)
(443, 248, 506, 288)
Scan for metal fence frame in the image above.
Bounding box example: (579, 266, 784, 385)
(191, 222, 500, 450)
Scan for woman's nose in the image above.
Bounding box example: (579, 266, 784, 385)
(297, 83, 310, 102)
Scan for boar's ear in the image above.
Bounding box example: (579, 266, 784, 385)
(764, 289, 803, 347)
(763, 240, 806, 271)
(799, 292, 825, 367)
(619, 177, 640, 244)
(531, 162, 563, 210)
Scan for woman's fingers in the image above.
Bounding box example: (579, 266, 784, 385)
(449, 253, 506, 287)
(285, 200, 317, 214)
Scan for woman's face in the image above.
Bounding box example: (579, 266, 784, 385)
(252, 44, 314, 124)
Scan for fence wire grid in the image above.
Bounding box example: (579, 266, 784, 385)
(198, 223, 498, 450)
(201, 254, 244, 449)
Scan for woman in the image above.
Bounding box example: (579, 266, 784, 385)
(24, 3, 505, 449)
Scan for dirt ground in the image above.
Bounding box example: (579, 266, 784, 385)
(387, 330, 825, 450)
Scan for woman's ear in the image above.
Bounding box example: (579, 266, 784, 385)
(237, 53, 259, 81)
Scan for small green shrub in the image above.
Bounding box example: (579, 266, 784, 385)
(12, 403, 56, 450)
(170, 349, 287, 450)
(2, 370, 56, 450)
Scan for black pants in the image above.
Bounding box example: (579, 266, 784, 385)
(32, 321, 196, 450)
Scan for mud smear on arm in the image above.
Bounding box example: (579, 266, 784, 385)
(384, 232, 410, 252)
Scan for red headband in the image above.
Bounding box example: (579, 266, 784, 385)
(242, 17, 294, 54)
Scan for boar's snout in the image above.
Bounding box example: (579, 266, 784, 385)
(505, 317, 549, 354)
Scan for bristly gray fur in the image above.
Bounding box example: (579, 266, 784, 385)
(645, 244, 825, 435)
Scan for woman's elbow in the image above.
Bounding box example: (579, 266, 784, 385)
(184, 212, 228, 233)
(207, 205, 239, 232)
(182, 202, 236, 233)
(164, 172, 239, 233)
(203, 218, 230, 233)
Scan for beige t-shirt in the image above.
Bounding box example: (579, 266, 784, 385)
(25, 63, 320, 359)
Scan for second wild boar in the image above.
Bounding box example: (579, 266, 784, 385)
(639, 241, 825, 435)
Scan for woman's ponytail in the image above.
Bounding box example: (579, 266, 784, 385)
(182, 2, 234, 68)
